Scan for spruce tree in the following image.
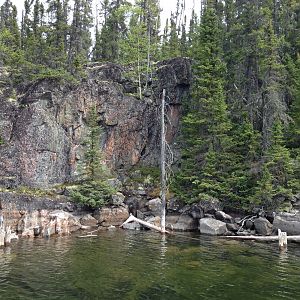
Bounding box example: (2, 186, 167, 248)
(175, 6, 233, 203)
(68, 0, 93, 74)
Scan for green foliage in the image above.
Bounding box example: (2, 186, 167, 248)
(71, 180, 115, 208)
(71, 106, 115, 208)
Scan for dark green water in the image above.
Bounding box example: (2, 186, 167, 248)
(0, 230, 299, 300)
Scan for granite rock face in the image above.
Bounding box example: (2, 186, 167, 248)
(0, 192, 82, 237)
(0, 58, 191, 189)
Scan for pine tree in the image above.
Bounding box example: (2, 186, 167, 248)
(175, 6, 233, 203)
(46, 0, 70, 70)
(71, 106, 115, 208)
(68, 0, 93, 74)
(253, 120, 295, 209)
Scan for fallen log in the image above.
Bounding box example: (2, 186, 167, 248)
(121, 214, 169, 234)
(223, 235, 300, 242)
(77, 234, 98, 238)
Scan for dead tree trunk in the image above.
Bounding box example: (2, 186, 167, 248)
(161, 89, 167, 233)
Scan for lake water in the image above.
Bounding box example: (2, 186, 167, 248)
(0, 230, 299, 300)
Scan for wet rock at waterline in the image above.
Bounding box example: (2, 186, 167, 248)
(253, 217, 273, 236)
(273, 213, 300, 235)
(94, 206, 129, 227)
(80, 214, 98, 227)
(122, 221, 142, 230)
(165, 215, 199, 231)
(199, 218, 227, 235)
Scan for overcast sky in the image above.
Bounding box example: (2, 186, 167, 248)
(0, 0, 200, 27)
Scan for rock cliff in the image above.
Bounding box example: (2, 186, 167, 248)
(0, 58, 191, 189)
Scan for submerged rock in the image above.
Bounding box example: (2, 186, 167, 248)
(199, 218, 227, 235)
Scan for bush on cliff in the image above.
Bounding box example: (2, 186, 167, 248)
(71, 180, 115, 208)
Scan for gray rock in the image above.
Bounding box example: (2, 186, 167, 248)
(107, 178, 122, 190)
(80, 214, 98, 227)
(226, 223, 239, 232)
(254, 217, 273, 235)
(122, 221, 142, 230)
(136, 210, 145, 220)
(0, 58, 192, 188)
(145, 216, 161, 228)
(111, 192, 125, 206)
(273, 213, 300, 235)
(166, 215, 198, 231)
(146, 198, 161, 216)
(215, 211, 233, 223)
(245, 220, 254, 230)
(199, 218, 227, 235)
(167, 198, 185, 213)
(94, 206, 129, 227)
(198, 198, 223, 214)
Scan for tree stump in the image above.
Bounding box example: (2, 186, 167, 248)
(278, 229, 287, 251)
(4, 226, 11, 246)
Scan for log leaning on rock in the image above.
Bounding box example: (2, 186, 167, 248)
(121, 214, 169, 234)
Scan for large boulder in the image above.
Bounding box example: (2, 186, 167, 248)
(254, 217, 273, 235)
(80, 214, 98, 227)
(215, 211, 233, 223)
(146, 198, 161, 216)
(94, 206, 129, 227)
(199, 218, 227, 235)
(273, 213, 300, 235)
(166, 215, 198, 231)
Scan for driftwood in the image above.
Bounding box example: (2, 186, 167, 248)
(77, 234, 98, 238)
(223, 235, 300, 242)
(121, 214, 169, 234)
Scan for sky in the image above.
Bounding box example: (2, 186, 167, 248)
(0, 0, 201, 27)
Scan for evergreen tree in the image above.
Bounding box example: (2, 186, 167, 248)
(175, 6, 233, 203)
(68, 0, 93, 74)
(71, 106, 115, 208)
(46, 0, 70, 70)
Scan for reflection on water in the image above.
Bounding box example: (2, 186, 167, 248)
(0, 231, 299, 300)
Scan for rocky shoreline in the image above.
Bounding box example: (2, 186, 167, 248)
(1, 185, 300, 245)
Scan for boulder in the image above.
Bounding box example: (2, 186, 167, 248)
(146, 198, 161, 216)
(167, 198, 185, 213)
(188, 204, 204, 219)
(254, 217, 273, 235)
(80, 214, 98, 227)
(245, 220, 254, 230)
(94, 206, 129, 227)
(122, 221, 142, 230)
(199, 218, 227, 235)
(273, 213, 300, 235)
(166, 215, 198, 231)
(215, 211, 233, 223)
(226, 223, 239, 233)
(145, 216, 161, 228)
(111, 192, 125, 206)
